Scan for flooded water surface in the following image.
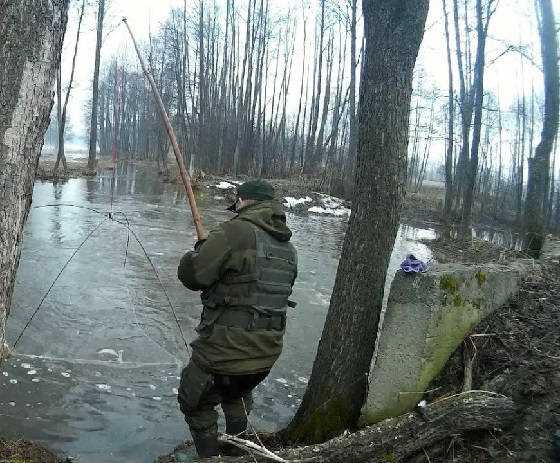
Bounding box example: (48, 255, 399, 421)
(1, 164, 433, 462)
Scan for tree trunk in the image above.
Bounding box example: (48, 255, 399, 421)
(344, 0, 358, 198)
(284, 0, 428, 444)
(0, 0, 69, 357)
(303, 0, 325, 175)
(55, 0, 85, 173)
(442, 0, 454, 221)
(524, 0, 559, 257)
(290, 16, 307, 173)
(461, 0, 491, 232)
(87, 0, 105, 170)
(452, 0, 473, 214)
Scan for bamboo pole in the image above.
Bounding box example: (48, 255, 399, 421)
(122, 17, 206, 239)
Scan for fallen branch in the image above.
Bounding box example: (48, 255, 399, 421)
(209, 391, 515, 463)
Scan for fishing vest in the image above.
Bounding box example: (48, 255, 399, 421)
(200, 222, 297, 320)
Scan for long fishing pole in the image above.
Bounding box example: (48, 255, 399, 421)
(122, 17, 205, 240)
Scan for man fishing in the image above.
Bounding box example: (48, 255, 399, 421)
(177, 179, 298, 458)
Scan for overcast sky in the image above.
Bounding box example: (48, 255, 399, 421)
(61, 0, 545, 151)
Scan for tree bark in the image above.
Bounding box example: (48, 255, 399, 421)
(284, 0, 428, 444)
(0, 0, 68, 356)
(87, 0, 105, 170)
(524, 0, 559, 257)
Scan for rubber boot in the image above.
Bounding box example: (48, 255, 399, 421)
(192, 432, 219, 459)
(220, 420, 248, 457)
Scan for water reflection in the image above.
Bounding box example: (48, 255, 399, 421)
(437, 223, 522, 250)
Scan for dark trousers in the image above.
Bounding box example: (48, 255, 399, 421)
(177, 360, 269, 438)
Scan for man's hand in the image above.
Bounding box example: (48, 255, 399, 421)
(194, 239, 207, 252)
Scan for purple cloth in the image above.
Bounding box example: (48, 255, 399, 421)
(400, 254, 428, 273)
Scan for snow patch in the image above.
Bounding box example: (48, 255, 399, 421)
(307, 194, 351, 216)
(308, 206, 350, 216)
(215, 181, 235, 189)
(283, 196, 312, 208)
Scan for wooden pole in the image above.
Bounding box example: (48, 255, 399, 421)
(122, 17, 206, 239)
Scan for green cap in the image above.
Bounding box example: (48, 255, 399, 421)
(227, 179, 275, 211)
(237, 179, 275, 200)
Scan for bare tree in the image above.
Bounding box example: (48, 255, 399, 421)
(344, 0, 358, 197)
(55, 0, 86, 173)
(442, 0, 455, 221)
(285, 0, 429, 444)
(87, 0, 105, 170)
(524, 0, 559, 256)
(460, 0, 497, 232)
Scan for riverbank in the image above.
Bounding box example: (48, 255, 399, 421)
(36, 157, 114, 181)
(0, 438, 71, 463)
(410, 236, 560, 462)
(34, 157, 497, 228)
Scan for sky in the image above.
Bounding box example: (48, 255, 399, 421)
(61, 0, 547, 157)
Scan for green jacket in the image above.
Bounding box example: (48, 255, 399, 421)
(178, 200, 297, 375)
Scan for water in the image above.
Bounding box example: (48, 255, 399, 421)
(1, 163, 433, 462)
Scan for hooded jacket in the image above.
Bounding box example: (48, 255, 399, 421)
(178, 200, 297, 374)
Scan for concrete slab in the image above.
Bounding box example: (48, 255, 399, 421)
(360, 261, 528, 425)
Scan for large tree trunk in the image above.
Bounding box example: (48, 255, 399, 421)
(87, 0, 105, 170)
(0, 0, 69, 355)
(524, 0, 559, 257)
(285, 0, 428, 444)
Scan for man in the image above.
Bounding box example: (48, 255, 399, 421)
(177, 179, 298, 458)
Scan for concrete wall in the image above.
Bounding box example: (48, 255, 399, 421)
(360, 262, 527, 425)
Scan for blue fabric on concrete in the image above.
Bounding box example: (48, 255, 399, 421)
(400, 254, 428, 273)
